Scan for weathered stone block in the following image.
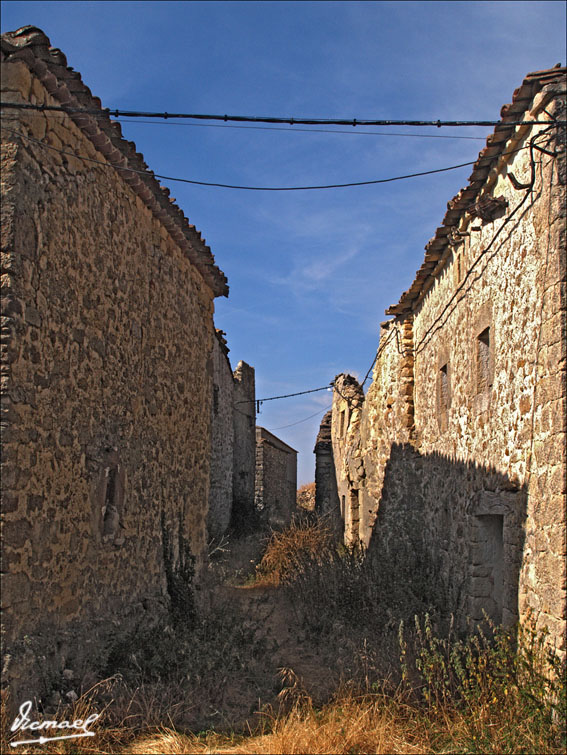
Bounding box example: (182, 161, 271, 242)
(0, 61, 32, 97)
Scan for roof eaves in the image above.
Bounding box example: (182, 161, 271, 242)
(386, 65, 566, 317)
(1, 26, 229, 298)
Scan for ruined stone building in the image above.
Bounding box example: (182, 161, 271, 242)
(1, 27, 299, 695)
(231, 359, 257, 527)
(313, 410, 341, 533)
(316, 67, 566, 649)
(255, 427, 297, 529)
(208, 331, 257, 537)
(208, 335, 298, 536)
(0, 25, 234, 691)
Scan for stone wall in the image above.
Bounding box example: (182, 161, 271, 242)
(330, 375, 366, 544)
(325, 69, 566, 648)
(207, 331, 234, 540)
(1, 28, 227, 695)
(232, 361, 256, 527)
(313, 410, 341, 531)
(255, 427, 297, 528)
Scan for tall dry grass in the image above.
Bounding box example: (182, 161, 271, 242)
(253, 515, 334, 587)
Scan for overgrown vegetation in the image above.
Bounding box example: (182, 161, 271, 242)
(256, 515, 450, 680)
(102, 514, 270, 721)
(2, 515, 565, 754)
(161, 511, 197, 630)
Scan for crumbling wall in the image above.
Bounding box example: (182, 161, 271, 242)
(313, 411, 341, 531)
(207, 331, 234, 540)
(330, 374, 366, 545)
(1, 33, 222, 694)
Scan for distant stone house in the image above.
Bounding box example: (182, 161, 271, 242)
(255, 427, 297, 528)
(208, 337, 299, 535)
(231, 364, 301, 533)
(313, 410, 340, 530)
(317, 67, 566, 649)
(1, 26, 230, 694)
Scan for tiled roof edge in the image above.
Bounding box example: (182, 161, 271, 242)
(1, 26, 229, 298)
(386, 65, 566, 316)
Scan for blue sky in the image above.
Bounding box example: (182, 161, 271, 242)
(2, 1, 565, 483)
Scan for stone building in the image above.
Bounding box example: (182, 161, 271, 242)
(255, 427, 297, 528)
(208, 349, 299, 535)
(1, 26, 230, 693)
(207, 331, 235, 540)
(207, 333, 259, 538)
(317, 66, 566, 647)
(313, 410, 340, 528)
(231, 360, 257, 528)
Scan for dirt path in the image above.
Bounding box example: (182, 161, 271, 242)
(205, 534, 339, 730)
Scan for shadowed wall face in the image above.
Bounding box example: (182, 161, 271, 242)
(232, 361, 256, 527)
(208, 333, 235, 540)
(313, 411, 341, 533)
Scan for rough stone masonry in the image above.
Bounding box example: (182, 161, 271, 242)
(317, 66, 566, 651)
(0, 26, 229, 696)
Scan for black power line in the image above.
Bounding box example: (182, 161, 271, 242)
(0, 125, 484, 191)
(113, 119, 489, 141)
(235, 385, 333, 405)
(2, 102, 565, 126)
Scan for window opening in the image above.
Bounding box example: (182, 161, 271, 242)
(477, 327, 491, 392)
(339, 409, 348, 437)
(102, 465, 120, 538)
(439, 364, 449, 413)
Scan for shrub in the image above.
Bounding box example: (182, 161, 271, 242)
(254, 516, 334, 587)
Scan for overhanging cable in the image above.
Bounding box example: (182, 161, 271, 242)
(1, 125, 482, 190)
(89, 118, 490, 141)
(269, 404, 333, 431)
(2, 102, 565, 126)
(235, 385, 333, 405)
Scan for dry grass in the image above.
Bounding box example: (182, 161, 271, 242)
(123, 695, 429, 754)
(253, 517, 333, 587)
(4, 682, 565, 755)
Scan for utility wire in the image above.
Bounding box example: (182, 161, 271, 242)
(109, 118, 489, 141)
(269, 404, 333, 431)
(0, 126, 490, 192)
(2, 102, 565, 126)
(9, 110, 488, 139)
(236, 385, 333, 405)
